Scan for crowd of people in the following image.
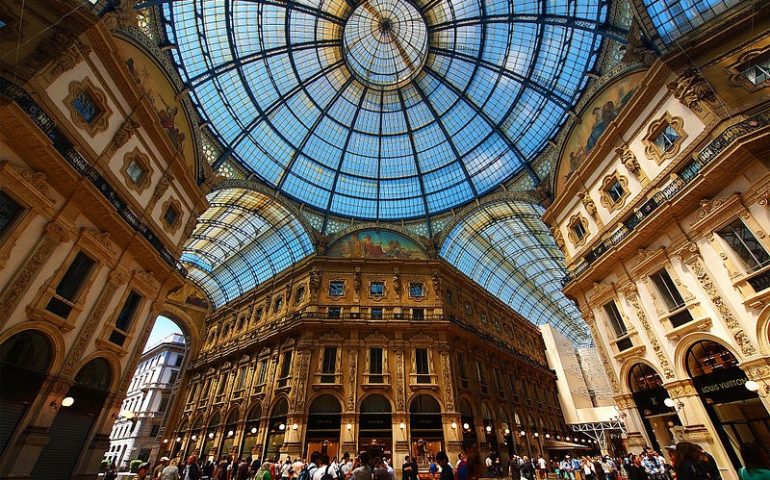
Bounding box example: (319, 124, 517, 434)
(106, 441, 770, 480)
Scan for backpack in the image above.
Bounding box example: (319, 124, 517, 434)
(321, 466, 335, 480)
(299, 465, 314, 480)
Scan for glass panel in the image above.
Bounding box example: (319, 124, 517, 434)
(370, 282, 384, 296)
(718, 219, 770, 272)
(415, 349, 430, 383)
(650, 269, 685, 311)
(603, 301, 627, 337)
(72, 90, 101, 124)
(0, 191, 24, 238)
(329, 281, 344, 296)
(126, 161, 146, 184)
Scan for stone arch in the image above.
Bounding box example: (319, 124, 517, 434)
(269, 396, 290, 417)
(619, 357, 664, 395)
(457, 395, 478, 419)
(358, 393, 394, 413)
(672, 332, 741, 380)
(159, 305, 203, 358)
(306, 390, 346, 411)
(406, 391, 444, 411)
(0, 322, 66, 374)
(74, 352, 121, 392)
(224, 405, 242, 424)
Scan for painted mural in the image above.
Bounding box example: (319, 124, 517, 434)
(562, 71, 644, 176)
(327, 230, 427, 259)
(114, 38, 194, 162)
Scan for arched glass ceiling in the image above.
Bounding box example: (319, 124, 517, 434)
(440, 199, 590, 344)
(642, 0, 740, 44)
(180, 188, 314, 307)
(161, 0, 609, 220)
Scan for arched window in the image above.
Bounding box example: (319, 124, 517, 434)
(0, 330, 54, 455)
(686, 340, 738, 377)
(240, 404, 262, 456)
(409, 395, 442, 431)
(628, 363, 664, 392)
(75, 358, 112, 392)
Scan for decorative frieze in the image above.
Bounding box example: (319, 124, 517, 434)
(347, 350, 358, 411)
(440, 350, 455, 411)
(292, 350, 311, 411)
(394, 349, 406, 411)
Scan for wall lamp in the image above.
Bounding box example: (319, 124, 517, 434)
(663, 398, 684, 411)
(50, 396, 75, 409)
(745, 380, 770, 394)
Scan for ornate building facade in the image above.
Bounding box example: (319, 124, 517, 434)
(545, 3, 770, 480)
(160, 228, 569, 467)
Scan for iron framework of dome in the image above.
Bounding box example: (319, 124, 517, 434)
(160, 0, 611, 220)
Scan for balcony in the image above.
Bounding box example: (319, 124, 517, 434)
(563, 110, 770, 286)
(409, 372, 438, 390)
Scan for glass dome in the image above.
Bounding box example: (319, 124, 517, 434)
(162, 0, 608, 220)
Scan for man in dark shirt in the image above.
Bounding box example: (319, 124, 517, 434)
(402, 456, 414, 480)
(436, 451, 453, 480)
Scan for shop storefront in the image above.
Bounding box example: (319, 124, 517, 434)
(220, 410, 239, 458)
(240, 405, 262, 458)
(409, 395, 444, 467)
(686, 341, 770, 469)
(264, 399, 289, 460)
(305, 395, 342, 459)
(202, 412, 220, 459)
(460, 400, 477, 444)
(628, 363, 680, 452)
(359, 395, 392, 459)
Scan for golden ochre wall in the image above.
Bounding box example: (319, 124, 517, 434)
(161, 247, 565, 468)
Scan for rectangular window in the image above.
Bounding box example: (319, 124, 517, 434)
(603, 301, 627, 338)
(174, 354, 183, 367)
(45, 252, 96, 318)
(0, 191, 24, 240)
(328, 307, 341, 318)
(371, 307, 383, 319)
(741, 52, 770, 85)
(476, 361, 487, 393)
(256, 360, 268, 389)
(163, 206, 178, 226)
(412, 308, 424, 320)
(654, 124, 680, 152)
(457, 354, 469, 389)
(415, 348, 430, 383)
(168, 370, 178, 385)
(111, 290, 142, 334)
(278, 351, 293, 387)
(409, 282, 424, 298)
(370, 282, 384, 296)
(126, 160, 146, 184)
(158, 395, 169, 413)
(329, 281, 344, 296)
(572, 221, 587, 241)
(493, 368, 504, 397)
(718, 219, 770, 271)
(294, 287, 305, 303)
(321, 347, 337, 383)
(217, 374, 228, 396)
(369, 348, 383, 383)
(273, 296, 283, 312)
(606, 179, 626, 203)
(72, 89, 100, 124)
(235, 366, 247, 391)
(149, 425, 160, 438)
(650, 268, 686, 311)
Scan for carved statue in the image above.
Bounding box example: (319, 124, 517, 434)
(667, 68, 717, 113)
(620, 20, 657, 67)
(579, 192, 597, 217)
(616, 145, 643, 179)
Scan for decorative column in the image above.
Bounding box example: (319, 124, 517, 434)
(0, 220, 71, 328)
(392, 345, 409, 468)
(285, 347, 312, 459)
(621, 284, 676, 380)
(612, 394, 647, 452)
(675, 242, 758, 357)
(741, 358, 770, 414)
(663, 379, 736, 480)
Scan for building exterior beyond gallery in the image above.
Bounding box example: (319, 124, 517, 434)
(160, 241, 572, 468)
(105, 334, 186, 468)
(545, 4, 770, 480)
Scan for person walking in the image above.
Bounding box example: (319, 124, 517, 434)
(182, 455, 201, 480)
(537, 456, 547, 480)
(624, 455, 647, 480)
(668, 442, 712, 480)
(739, 443, 770, 480)
(521, 457, 536, 480)
(436, 451, 453, 480)
(641, 451, 665, 480)
(161, 459, 181, 480)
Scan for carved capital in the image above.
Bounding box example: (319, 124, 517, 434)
(45, 221, 71, 243)
(666, 68, 717, 114)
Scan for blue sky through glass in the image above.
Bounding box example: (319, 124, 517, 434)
(143, 316, 184, 353)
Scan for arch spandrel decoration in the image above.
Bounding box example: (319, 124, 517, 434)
(326, 229, 428, 259)
(439, 199, 590, 345)
(180, 187, 315, 307)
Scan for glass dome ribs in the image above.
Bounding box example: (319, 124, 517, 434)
(180, 188, 314, 307)
(642, 0, 741, 44)
(440, 199, 590, 345)
(161, 0, 608, 220)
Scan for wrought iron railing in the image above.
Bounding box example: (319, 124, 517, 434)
(563, 111, 770, 286)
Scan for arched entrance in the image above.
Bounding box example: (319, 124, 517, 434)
(305, 395, 342, 458)
(172, 419, 188, 458)
(30, 357, 112, 480)
(685, 340, 770, 469)
(409, 395, 443, 469)
(240, 404, 262, 459)
(264, 398, 289, 460)
(220, 409, 240, 459)
(359, 394, 392, 458)
(187, 416, 205, 458)
(0, 330, 53, 455)
(499, 409, 514, 457)
(628, 363, 679, 452)
(481, 403, 499, 455)
(202, 412, 221, 459)
(460, 399, 476, 443)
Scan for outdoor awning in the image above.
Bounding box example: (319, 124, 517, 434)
(543, 440, 592, 450)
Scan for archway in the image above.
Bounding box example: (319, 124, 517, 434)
(264, 398, 289, 460)
(187, 415, 205, 458)
(0, 330, 53, 455)
(220, 409, 240, 459)
(481, 403, 500, 457)
(306, 395, 342, 458)
(202, 411, 221, 459)
(459, 398, 476, 443)
(240, 404, 263, 458)
(31, 358, 112, 480)
(359, 394, 393, 459)
(172, 419, 188, 458)
(409, 395, 443, 468)
(498, 408, 514, 457)
(685, 340, 770, 470)
(627, 362, 678, 452)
